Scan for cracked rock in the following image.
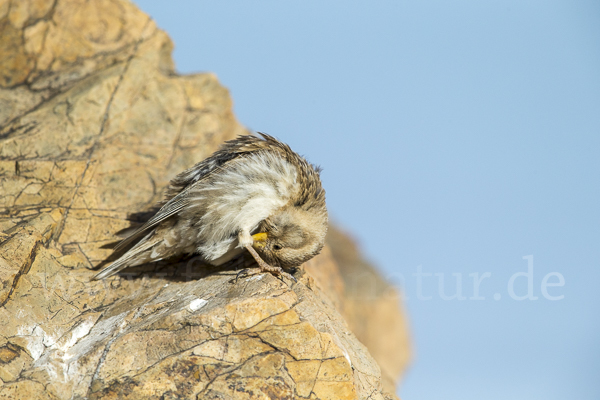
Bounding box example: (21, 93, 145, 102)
(0, 0, 409, 398)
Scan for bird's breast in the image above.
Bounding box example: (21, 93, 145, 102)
(185, 151, 300, 261)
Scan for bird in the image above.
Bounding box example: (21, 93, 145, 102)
(93, 133, 328, 281)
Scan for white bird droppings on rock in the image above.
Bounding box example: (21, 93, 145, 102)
(189, 298, 208, 311)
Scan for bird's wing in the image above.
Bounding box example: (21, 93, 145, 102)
(163, 133, 289, 201)
(113, 190, 190, 252)
(93, 231, 161, 280)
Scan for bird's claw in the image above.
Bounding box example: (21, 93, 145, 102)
(283, 271, 297, 283)
(234, 266, 297, 283)
(241, 244, 297, 283)
(235, 268, 251, 282)
(235, 246, 297, 284)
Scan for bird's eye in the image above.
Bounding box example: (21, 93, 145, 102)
(273, 244, 282, 251)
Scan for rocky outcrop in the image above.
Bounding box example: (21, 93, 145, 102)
(0, 0, 409, 398)
(319, 227, 411, 391)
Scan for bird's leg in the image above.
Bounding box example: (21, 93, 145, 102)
(244, 244, 277, 273)
(241, 244, 296, 283)
(237, 230, 296, 282)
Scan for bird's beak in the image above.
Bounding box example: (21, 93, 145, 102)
(251, 232, 268, 249)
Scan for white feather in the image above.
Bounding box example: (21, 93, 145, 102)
(187, 152, 298, 261)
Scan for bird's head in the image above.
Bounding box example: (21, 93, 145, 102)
(251, 205, 328, 269)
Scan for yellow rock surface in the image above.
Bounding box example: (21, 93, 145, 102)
(0, 0, 409, 398)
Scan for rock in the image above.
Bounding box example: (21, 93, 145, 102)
(321, 227, 411, 392)
(0, 0, 409, 398)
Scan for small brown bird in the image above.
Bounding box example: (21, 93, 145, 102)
(93, 133, 327, 281)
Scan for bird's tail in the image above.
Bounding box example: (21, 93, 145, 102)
(92, 232, 163, 280)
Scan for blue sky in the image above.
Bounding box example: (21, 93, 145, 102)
(134, 1, 600, 398)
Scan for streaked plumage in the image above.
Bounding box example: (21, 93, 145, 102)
(93, 133, 328, 280)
